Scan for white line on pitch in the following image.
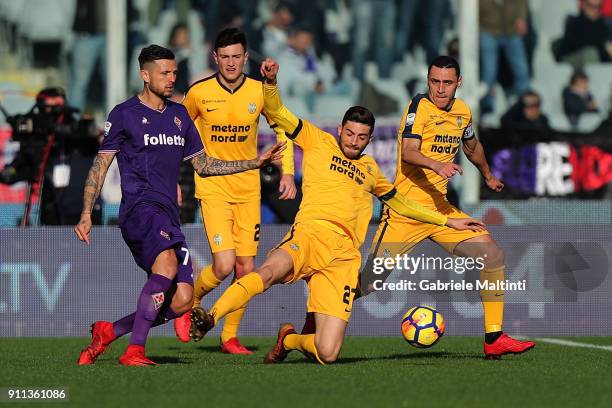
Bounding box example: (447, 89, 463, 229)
(535, 337, 612, 351)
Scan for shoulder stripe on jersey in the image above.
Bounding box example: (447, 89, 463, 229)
(184, 73, 216, 96)
(377, 187, 397, 201)
(286, 119, 303, 140)
(183, 149, 205, 162)
(401, 93, 427, 137)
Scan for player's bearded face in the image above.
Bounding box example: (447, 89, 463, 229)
(427, 66, 461, 110)
(214, 44, 248, 83)
(338, 121, 372, 159)
(143, 59, 177, 98)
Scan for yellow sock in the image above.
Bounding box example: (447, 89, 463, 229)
(221, 306, 247, 343)
(283, 333, 324, 365)
(210, 273, 264, 324)
(480, 265, 505, 333)
(192, 264, 222, 307)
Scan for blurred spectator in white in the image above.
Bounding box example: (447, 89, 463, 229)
(69, 0, 106, 112)
(262, 1, 294, 61)
(479, 0, 531, 114)
(563, 70, 599, 128)
(501, 90, 550, 131)
(277, 25, 342, 112)
(394, 0, 449, 64)
(351, 0, 396, 80)
(17, 0, 74, 68)
(554, 0, 612, 68)
(323, 0, 352, 79)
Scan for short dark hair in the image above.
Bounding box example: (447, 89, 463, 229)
(138, 44, 175, 68)
(342, 106, 375, 132)
(428, 55, 461, 78)
(214, 27, 247, 51)
(570, 70, 588, 85)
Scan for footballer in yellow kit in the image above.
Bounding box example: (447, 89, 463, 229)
(362, 56, 536, 359)
(179, 28, 296, 354)
(188, 57, 485, 364)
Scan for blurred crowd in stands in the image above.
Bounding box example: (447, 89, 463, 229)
(1, 0, 611, 129)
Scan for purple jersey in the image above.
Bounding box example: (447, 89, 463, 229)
(99, 96, 203, 225)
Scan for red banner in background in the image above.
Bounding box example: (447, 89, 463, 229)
(0, 126, 28, 203)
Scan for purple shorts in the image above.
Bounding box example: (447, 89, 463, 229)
(120, 204, 193, 285)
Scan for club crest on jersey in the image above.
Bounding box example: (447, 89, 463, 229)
(214, 234, 223, 246)
(152, 292, 165, 310)
(104, 121, 112, 137)
(142, 117, 149, 125)
(160, 230, 170, 240)
(174, 116, 182, 130)
(247, 102, 257, 114)
(457, 116, 463, 128)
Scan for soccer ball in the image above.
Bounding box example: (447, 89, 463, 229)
(401, 306, 445, 348)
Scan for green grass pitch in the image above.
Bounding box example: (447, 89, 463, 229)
(2, 336, 612, 407)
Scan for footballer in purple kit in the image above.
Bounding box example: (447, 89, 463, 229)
(74, 45, 284, 366)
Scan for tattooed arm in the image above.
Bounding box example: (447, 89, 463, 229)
(74, 152, 115, 244)
(190, 142, 286, 177)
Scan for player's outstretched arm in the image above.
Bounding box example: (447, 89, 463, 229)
(402, 138, 463, 180)
(75, 152, 115, 245)
(462, 137, 504, 192)
(190, 142, 286, 178)
(259, 58, 301, 135)
(380, 189, 485, 232)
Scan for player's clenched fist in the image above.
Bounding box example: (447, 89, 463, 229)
(260, 58, 279, 83)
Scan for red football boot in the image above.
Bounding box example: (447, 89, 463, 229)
(77, 321, 116, 366)
(220, 337, 254, 355)
(173, 311, 191, 343)
(263, 323, 296, 364)
(484, 333, 536, 360)
(118, 345, 158, 366)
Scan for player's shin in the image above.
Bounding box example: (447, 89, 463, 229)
(480, 265, 505, 340)
(209, 272, 264, 323)
(283, 333, 324, 365)
(221, 306, 247, 343)
(193, 264, 222, 307)
(130, 274, 173, 346)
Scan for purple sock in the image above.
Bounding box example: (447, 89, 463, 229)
(112, 307, 183, 338)
(113, 313, 136, 338)
(130, 274, 173, 346)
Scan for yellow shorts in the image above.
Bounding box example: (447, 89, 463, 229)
(199, 199, 260, 257)
(275, 221, 361, 322)
(370, 201, 489, 258)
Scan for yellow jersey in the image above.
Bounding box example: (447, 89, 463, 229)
(183, 74, 294, 202)
(291, 118, 395, 246)
(395, 94, 475, 206)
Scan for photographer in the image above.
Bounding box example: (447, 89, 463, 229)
(0, 87, 101, 225)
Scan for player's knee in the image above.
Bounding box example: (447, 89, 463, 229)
(212, 260, 234, 280)
(235, 258, 254, 278)
(483, 244, 504, 269)
(152, 250, 178, 279)
(316, 342, 340, 364)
